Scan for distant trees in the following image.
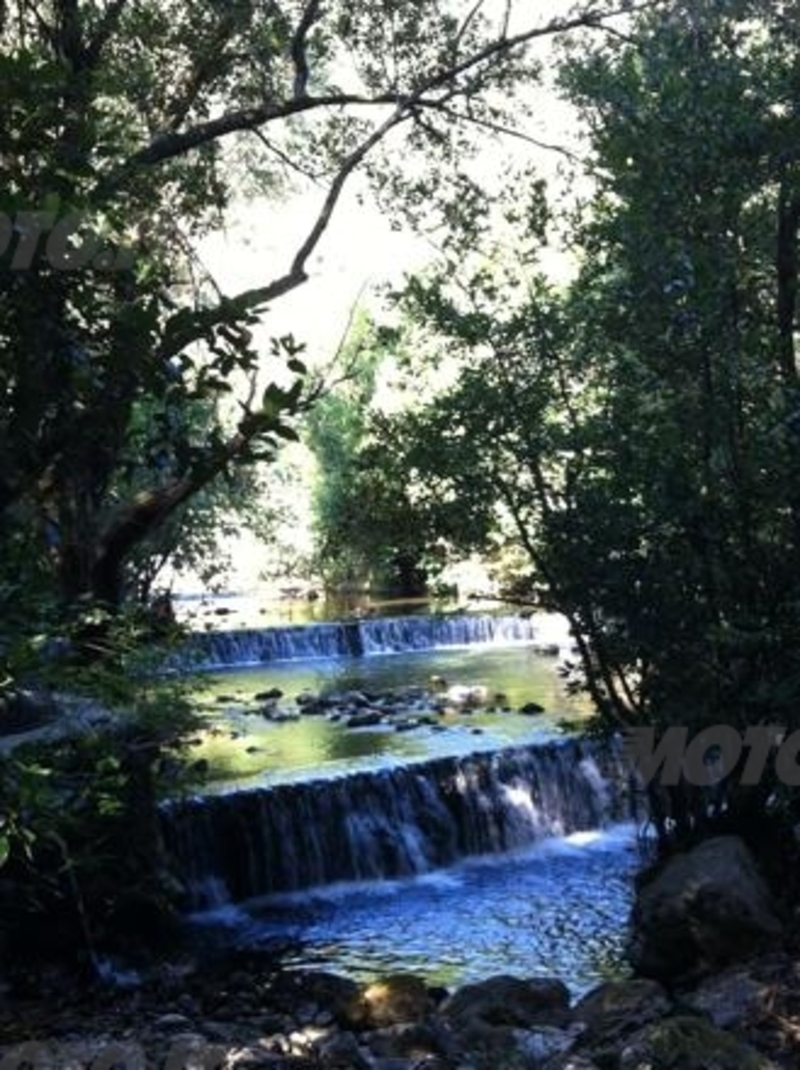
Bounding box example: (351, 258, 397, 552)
(305, 311, 507, 595)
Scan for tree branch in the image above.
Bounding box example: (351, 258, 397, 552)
(454, 0, 486, 54)
(119, 1, 656, 171)
(776, 171, 800, 392)
(84, 0, 128, 68)
(422, 100, 582, 162)
(132, 2, 661, 364)
(158, 104, 413, 360)
(291, 0, 323, 99)
(121, 93, 395, 169)
(164, 10, 242, 131)
(250, 127, 325, 183)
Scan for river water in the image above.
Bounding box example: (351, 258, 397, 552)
(176, 614, 643, 996)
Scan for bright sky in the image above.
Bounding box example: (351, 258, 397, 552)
(197, 0, 590, 363)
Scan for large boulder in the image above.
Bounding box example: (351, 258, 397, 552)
(618, 1015, 779, 1070)
(629, 837, 783, 982)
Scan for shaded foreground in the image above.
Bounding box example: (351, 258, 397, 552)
(2, 937, 800, 1069)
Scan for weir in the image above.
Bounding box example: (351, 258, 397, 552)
(187, 612, 556, 668)
(161, 738, 635, 909)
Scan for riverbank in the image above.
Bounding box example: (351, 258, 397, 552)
(2, 940, 799, 1068)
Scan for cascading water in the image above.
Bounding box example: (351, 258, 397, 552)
(185, 612, 564, 668)
(167, 612, 641, 992)
(161, 738, 636, 910)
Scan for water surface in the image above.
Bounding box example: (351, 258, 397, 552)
(192, 824, 640, 997)
(191, 644, 590, 788)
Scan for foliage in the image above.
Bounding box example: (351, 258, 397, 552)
(375, 0, 800, 845)
(0, 613, 202, 970)
(0, 0, 635, 621)
(305, 314, 430, 593)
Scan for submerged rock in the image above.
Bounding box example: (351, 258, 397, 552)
(519, 701, 546, 715)
(346, 711, 384, 729)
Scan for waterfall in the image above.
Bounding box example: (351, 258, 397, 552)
(161, 739, 635, 909)
(185, 612, 554, 668)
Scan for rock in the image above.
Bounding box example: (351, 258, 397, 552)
(254, 689, 283, 701)
(328, 690, 371, 708)
(571, 978, 671, 1031)
(364, 1022, 457, 1062)
(512, 1024, 580, 1064)
(543, 1056, 601, 1070)
(175, 994, 200, 1015)
(682, 967, 768, 1030)
(296, 691, 329, 715)
(441, 1020, 577, 1069)
(518, 702, 546, 715)
(347, 975, 435, 1030)
(294, 1001, 321, 1026)
(366, 1059, 441, 1070)
(618, 1015, 780, 1069)
(569, 979, 672, 1062)
(200, 1021, 238, 1043)
(152, 1013, 194, 1029)
(277, 971, 362, 1026)
(346, 711, 383, 729)
(629, 836, 783, 982)
(314, 1030, 372, 1069)
(533, 643, 561, 657)
(441, 975, 570, 1032)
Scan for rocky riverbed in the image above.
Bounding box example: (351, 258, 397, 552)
(1, 948, 799, 1069)
(2, 836, 799, 1069)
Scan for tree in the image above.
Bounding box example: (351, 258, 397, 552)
(0, 0, 648, 624)
(375, 0, 800, 847)
(305, 314, 450, 594)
